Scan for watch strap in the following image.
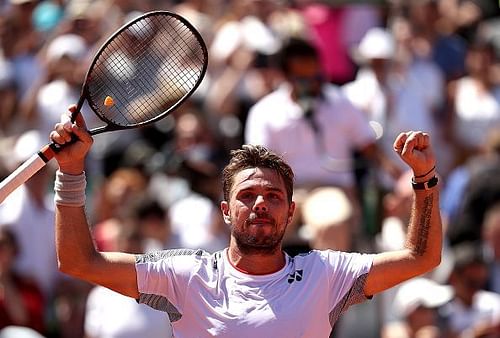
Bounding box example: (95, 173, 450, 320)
(412, 176, 439, 190)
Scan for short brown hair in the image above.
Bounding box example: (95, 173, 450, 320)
(222, 145, 294, 203)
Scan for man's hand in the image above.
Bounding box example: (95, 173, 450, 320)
(49, 105, 93, 175)
(393, 131, 436, 178)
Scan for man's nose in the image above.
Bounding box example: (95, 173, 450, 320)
(253, 195, 268, 212)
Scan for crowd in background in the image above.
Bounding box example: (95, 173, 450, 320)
(0, 0, 499, 337)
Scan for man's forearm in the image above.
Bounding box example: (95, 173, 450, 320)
(55, 204, 98, 277)
(405, 181, 442, 270)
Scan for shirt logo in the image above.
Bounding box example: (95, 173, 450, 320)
(287, 269, 303, 284)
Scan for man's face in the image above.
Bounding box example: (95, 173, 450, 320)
(287, 57, 323, 99)
(221, 167, 295, 255)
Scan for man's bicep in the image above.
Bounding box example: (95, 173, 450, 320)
(364, 250, 423, 296)
(90, 252, 139, 299)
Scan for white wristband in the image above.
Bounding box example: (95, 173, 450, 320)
(54, 170, 86, 207)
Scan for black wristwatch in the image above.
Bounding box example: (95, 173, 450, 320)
(411, 176, 439, 190)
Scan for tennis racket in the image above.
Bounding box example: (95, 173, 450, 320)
(0, 11, 208, 204)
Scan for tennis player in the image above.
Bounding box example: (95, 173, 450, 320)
(50, 105, 442, 337)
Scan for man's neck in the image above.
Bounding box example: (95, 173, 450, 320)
(227, 243, 286, 275)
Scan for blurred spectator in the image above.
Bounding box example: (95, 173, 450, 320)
(91, 167, 148, 251)
(375, 170, 413, 257)
(482, 203, 500, 294)
(300, 187, 353, 252)
(443, 128, 500, 246)
(446, 40, 500, 163)
(382, 277, 452, 338)
(59, 0, 107, 46)
(0, 56, 17, 136)
(0, 130, 58, 299)
(173, 0, 215, 42)
(33, 33, 89, 137)
(437, 0, 500, 44)
(404, 0, 467, 81)
(0, 326, 45, 338)
(441, 242, 500, 338)
(53, 275, 92, 338)
(1, 0, 44, 100)
(129, 196, 180, 252)
(245, 38, 397, 193)
(0, 226, 45, 334)
(205, 0, 291, 149)
(343, 26, 445, 176)
(300, 2, 382, 85)
(164, 111, 229, 253)
(84, 223, 172, 338)
(168, 162, 229, 252)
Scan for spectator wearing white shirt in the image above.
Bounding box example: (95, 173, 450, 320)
(245, 38, 399, 193)
(441, 242, 500, 337)
(343, 27, 445, 176)
(0, 130, 58, 299)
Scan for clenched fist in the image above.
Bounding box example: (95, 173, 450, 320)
(393, 131, 435, 178)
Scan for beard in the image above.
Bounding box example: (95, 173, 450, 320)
(231, 212, 286, 255)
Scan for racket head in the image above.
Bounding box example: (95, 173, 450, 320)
(78, 11, 208, 132)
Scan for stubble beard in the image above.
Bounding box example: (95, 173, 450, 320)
(232, 214, 286, 255)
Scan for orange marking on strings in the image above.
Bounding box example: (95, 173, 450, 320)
(104, 96, 114, 107)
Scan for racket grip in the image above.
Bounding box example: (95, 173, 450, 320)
(0, 145, 55, 204)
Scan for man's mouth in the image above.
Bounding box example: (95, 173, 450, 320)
(246, 214, 275, 227)
(250, 219, 273, 226)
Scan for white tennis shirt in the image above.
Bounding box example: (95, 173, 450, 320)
(135, 248, 374, 338)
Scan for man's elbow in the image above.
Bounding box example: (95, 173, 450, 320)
(57, 251, 99, 279)
(58, 259, 88, 278)
(431, 252, 442, 269)
(416, 251, 442, 274)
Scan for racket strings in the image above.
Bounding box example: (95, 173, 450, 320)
(87, 13, 206, 127)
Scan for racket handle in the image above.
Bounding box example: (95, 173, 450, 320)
(0, 144, 56, 204)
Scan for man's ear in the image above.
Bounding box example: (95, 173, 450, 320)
(287, 201, 296, 225)
(220, 201, 231, 225)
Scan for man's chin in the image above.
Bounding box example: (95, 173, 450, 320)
(236, 241, 281, 255)
(233, 235, 281, 255)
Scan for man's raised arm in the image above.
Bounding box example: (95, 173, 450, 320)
(51, 105, 139, 298)
(364, 131, 442, 296)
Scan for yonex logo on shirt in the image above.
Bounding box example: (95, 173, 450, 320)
(287, 269, 303, 283)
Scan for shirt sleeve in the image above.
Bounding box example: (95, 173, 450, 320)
(321, 250, 374, 310)
(135, 249, 205, 316)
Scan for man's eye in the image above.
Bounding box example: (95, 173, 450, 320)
(268, 193, 281, 200)
(240, 192, 253, 199)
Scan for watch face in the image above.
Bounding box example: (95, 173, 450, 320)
(412, 176, 439, 190)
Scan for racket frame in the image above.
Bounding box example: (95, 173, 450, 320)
(74, 10, 209, 134)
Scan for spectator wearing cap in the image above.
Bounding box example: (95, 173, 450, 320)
(300, 187, 353, 252)
(33, 34, 89, 138)
(382, 277, 452, 338)
(343, 26, 445, 180)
